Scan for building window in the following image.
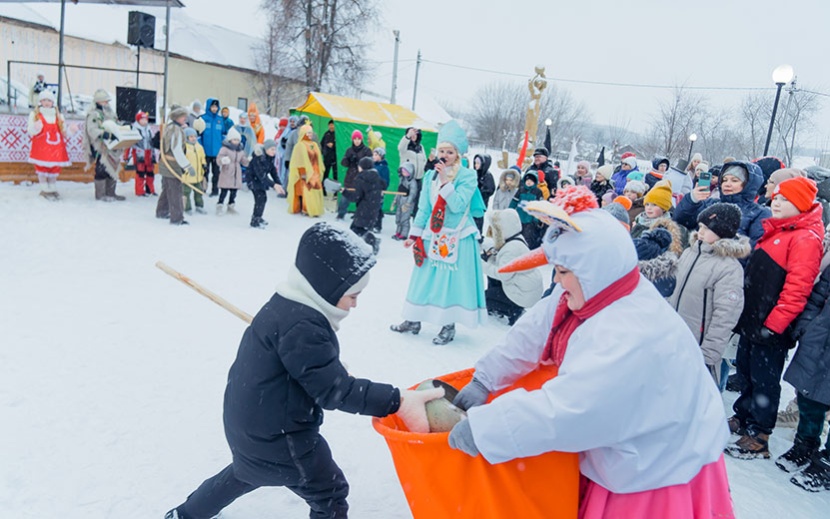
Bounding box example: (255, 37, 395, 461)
(237, 98, 248, 111)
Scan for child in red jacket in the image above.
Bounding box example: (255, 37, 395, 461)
(727, 176, 824, 459)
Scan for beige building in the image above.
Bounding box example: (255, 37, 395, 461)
(0, 13, 304, 117)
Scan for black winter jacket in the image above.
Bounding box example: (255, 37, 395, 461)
(351, 168, 384, 229)
(223, 293, 400, 479)
(321, 130, 337, 163)
(474, 154, 496, 207)
(246, 151, 279, 191)
(785, 265, 830, 406)
(340, 144, 373, 189)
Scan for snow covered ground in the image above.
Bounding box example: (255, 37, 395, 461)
(1, 180, 829, 518)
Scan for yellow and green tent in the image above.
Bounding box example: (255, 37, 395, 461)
(291, 92, 438, 212)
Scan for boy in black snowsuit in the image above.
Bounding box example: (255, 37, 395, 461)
(351, 156, 385, 254)
(164, 223, 443, 519)
(246, 139, 285, 228)
(510, 171, 544, 249)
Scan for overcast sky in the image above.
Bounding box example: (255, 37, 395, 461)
(187, 0, 830, 143)
(16, 0, 823, 142)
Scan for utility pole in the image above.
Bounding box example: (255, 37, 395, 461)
(390, 30, 400, 104)
(411, 49, 421, 111)
(305, 0, 313, 93)
(162, 0, 170, 120)
(136, 45, 141, 88)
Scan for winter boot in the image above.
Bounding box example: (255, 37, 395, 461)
(727, 415, 746, 436)
(776, 437, 820, 473)
(390, 320, 421, 335)
(725, 372, 744, 393)
(250, 217, 264, 229)
(216, 204, 225, 216)
(432, 324, 456, 345)
(790, 450, 830, 492)
(164, 509, 181, 519)
(94, 179, 107, 200)
(725, 431, 770, 459)
(106, 177, 126, 201)
(226, 203, 238, 215)
(195, 206, 207, 215)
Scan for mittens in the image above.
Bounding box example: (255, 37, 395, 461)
(220, 156, 231, 166)
(453, 377, 490, 411)
(412, 236, 426, 267)
(430, 195, 447, 232)
(448, 418, 479, 457)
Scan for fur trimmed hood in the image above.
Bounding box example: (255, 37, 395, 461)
(489, 209, 523, 249)
(689, 232, 751, 259)
(638, 250, 678, 281)
(650, 217, 686, 256)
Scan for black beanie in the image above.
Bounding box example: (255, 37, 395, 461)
(697, 203, 742, 239)
(358, 156, 375, 171)
(295, 223, 376, 306)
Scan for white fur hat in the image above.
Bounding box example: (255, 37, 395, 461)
(93, 89, 111, 103)
(38, 90, 56, 103)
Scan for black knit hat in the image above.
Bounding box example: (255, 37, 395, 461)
(358, 156, 375, 171)
(697, 202, 742, 239)
(295, 223, 376, 306)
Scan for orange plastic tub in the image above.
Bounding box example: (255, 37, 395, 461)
(373, 365, 580, 518)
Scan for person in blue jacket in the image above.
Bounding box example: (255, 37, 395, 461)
(164, 223, 443, 519)
(199, 98, 224, 196)
(674, 161, 771, 252)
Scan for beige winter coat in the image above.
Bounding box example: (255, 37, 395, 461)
(217, 141, 250, 189)
(484, 209, 543, 308)
(668, 233, 751, 366)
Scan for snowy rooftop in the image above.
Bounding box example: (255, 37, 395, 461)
(1, 3, 260, 71)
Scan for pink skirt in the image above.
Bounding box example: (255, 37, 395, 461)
(579, 456, 734, 519)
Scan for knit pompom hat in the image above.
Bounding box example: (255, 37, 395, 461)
(624, 179, 647, 195)
(226, 127, 242, 142)
(697, 203, 742, 239)
(351, 129, 363, 141)
(775, 176, 818, 213)
(644, 181, 673, 212)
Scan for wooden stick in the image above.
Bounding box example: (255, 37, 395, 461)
(155, 261, 253, 324)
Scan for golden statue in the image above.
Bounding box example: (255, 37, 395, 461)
(498, 66, 548, 170)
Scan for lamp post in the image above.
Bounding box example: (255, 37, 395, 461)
(687, 133, 698, 162)
(763, 64, 795, 156)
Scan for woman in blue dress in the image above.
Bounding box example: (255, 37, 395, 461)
(390, 121, 487, 344)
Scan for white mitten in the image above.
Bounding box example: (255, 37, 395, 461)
(397, 387, 445, 433)
(220, 156, 231, 166)
(102, 119, 120, 135)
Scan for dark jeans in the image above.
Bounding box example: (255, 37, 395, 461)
(155, 176, 184, 223)
(177, 433, 348, 519)
(796, 393, 830, 450)
(324, 160, 338, 181)
(251, 189, 267, 219)
(218, 188, 237, 205)
(732, 335, 789, 435)
(205, 156, 219, 195)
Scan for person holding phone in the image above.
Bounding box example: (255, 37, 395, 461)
(674, 161, 771, 251)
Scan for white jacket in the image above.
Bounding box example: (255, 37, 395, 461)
(484, 209, 543, 308)
(467, 209, 728, 494)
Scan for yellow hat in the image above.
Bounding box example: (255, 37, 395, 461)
(644, 182, 673, 212)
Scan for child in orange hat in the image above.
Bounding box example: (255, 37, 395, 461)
(728, 176, 824, 460)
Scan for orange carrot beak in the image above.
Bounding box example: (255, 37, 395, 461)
(498, 247, 548, 273)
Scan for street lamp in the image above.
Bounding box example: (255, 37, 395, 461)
(545, 118, 552, 127)
(763, 64, 795, 156)
(687, 133, 698, 162)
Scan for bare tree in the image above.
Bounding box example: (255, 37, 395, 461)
(258, 0, 378, 95)
(252, 7, 306, 115)
(734, 91, 769, 160)
(468, 80, 590, 153)
(639, 87, 707, 160)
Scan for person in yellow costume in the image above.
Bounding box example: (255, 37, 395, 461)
(287, 125, 325, 217)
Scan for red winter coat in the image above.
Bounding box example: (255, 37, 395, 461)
(735, 203, 824, 347)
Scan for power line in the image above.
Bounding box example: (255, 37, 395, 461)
(420, 58, 779, 92)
